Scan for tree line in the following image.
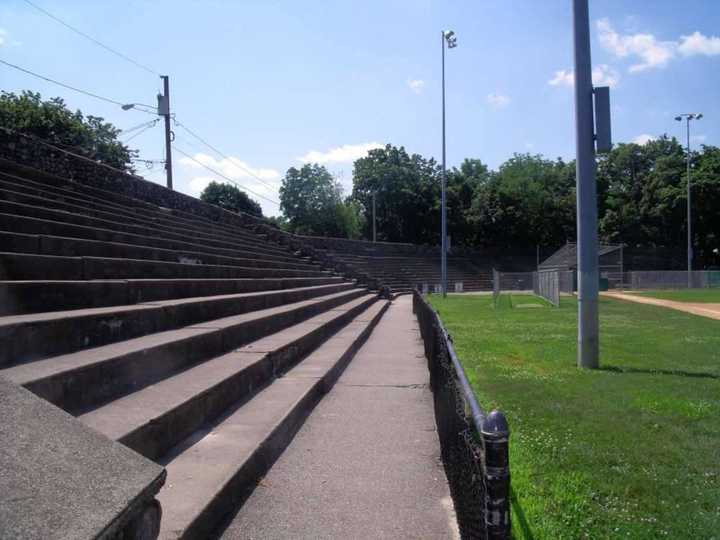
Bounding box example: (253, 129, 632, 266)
(4, 92, 718, 267)
(276, 142, 719, 267)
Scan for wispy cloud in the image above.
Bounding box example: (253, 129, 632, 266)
(548, 64, 619, 88)
(487, 93, 511, 108)
(0, 28, 21, 47)
(407, 79, 425, 94)
(179, 152, 279, 182)
(633, 134, 656, 145)
(678, 32, 720, 57)
(298, 142, 383, 164)
(597, 19, 720, 73)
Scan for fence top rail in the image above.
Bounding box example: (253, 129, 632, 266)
(415, 291, 509, 437)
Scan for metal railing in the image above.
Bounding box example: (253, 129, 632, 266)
(413, 291, 511, 539)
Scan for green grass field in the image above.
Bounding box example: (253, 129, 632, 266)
(428, 293, 720, 539)
(634, 288, 720, 303)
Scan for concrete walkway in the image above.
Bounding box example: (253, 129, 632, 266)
(603, 291, 720, 321)
(220, 295, 457, 540)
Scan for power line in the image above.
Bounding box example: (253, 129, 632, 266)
(173, 120, 279, 192)
(121, 119, 160, 136)
(0, 58, 156, 114)
(123, 120, 159, 143)
(21, 0, 159, 76)
(172, 144, 280, 206)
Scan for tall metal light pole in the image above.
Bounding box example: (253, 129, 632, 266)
(675, 113, 703, 288)
(573, 0, 600, 369)
(441, 30, 457, 298)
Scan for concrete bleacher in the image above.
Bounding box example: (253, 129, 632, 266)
(0, 161, 389, 538)
(294, 236, 493, 294)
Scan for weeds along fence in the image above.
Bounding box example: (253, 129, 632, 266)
(413, 291, 511, 539)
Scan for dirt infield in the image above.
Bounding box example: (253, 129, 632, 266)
(602, 292, 720, 321)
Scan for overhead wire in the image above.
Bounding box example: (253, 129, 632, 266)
(123, 122, 159, 143)
(172, 120, 279, 192)
(21, 0, 159, 76)
(172, 144, 280, 206)
(0, 58, 157, 114)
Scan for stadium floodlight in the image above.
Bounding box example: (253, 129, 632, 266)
(675, 112, 703, 287)
(440, 30, 457, 297)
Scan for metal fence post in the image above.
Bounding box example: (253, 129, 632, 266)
(482, 411, 511, 539)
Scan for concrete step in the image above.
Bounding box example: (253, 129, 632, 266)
(0, 230, 318, 271)
(0, 169, 275, 250)
(0, 252, 331, 281)
(0, 276, 347, 316)
(155, 298, 389, 539)
(1, 288, 368, 414)
(0, 212, 300, 264)
(0, 182, 283, 253)
(0, 282, 355, 366)
(0, 199, 290, 259)
(79, 294, 383, 461)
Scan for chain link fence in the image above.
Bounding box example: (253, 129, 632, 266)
(413, 291, 511, 539)
(533, 270, 560, 306)
(619, 270, 720, 290)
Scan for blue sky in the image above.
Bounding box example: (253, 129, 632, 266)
(1, 0, 718, 216)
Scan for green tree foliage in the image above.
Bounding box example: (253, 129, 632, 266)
(0, 90, 135, 171)
(468, 154, 577, 249)
(352, 144, 440, 244)
(598, 136, 720, 266)
(199, 181, 263, 217)
(279, 163, 361, 238)
(346, 140, 719, 266)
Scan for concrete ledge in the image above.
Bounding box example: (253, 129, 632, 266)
(0, 376, 165, 539)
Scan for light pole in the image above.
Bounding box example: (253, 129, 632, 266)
(441, 30, 457, 298)
(573, 0, 600, 369)
(675, 113, 703, 288)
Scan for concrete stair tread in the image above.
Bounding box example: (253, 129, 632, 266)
(0, 210, 295, 262)
(0, 196, 277, 254)
(0, 181, 273, 248)
(156, 299, 388, 539)
(2, 288, 366, 386)
(79, 296, 382, 445)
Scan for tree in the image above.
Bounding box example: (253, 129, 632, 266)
(352, 144, 440, 244)
(467, 154, 576, 249)
(200, 181, 263, 217)
(0, 90, 135, 171)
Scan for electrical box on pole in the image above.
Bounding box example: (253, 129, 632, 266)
(593, 86, 612, 154)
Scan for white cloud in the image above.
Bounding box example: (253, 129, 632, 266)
(678, 31, 720, 57)
(597, 19, 720, 73)
(178, 152, 280, 183)
(186, 176, 215, 197)
(407, 79, 425, 94)
(691, 134, 707, 144)
(548, 64, 619, 88)
(298, 142, 383, 164)
(597, 18, 675, 72)
(486, 93, 511, 108)
(549, 69, 574, 87)
(0, 29, 6, 47)
(592, 64, 620, 88)
(633, 134, 656, 145)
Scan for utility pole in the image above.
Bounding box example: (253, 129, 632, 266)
(573, 0, 599, 369)
(372, 192, 377, 242)
(441, 30, 457, 298)
(675, 113, 703, 287)
(158, 75, 173, 190)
